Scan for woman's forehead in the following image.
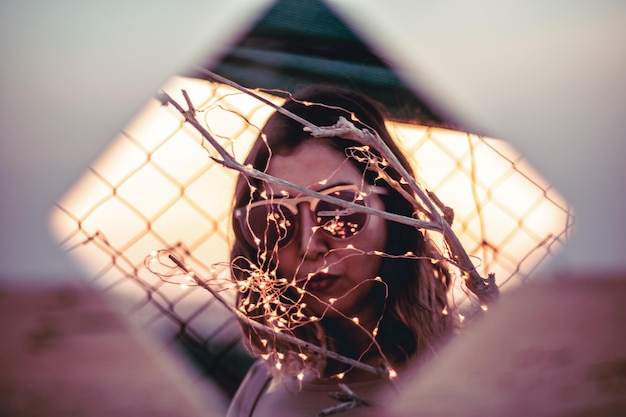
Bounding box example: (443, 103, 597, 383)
(264, 141, 365, 195)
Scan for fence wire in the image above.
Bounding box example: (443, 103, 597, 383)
(50, 76, 575, 398)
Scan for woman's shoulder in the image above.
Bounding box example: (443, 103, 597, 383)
(226, 361, 272, 417)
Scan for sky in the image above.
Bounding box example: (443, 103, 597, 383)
(1, 0, 625, 282)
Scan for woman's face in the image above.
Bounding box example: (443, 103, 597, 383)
(264, 140, 387, 324)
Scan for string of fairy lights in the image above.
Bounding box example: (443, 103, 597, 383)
(144, 75, 501, 382)
(49, 69, 573, 404)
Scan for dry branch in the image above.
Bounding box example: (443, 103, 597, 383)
(153, 73, 501, 383)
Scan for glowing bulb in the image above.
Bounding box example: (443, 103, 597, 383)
(459, 314, 466, 323)
(352, 317, 360, 324)
(321, 267, 329, 273)
(180, 284, 188, 290)
(329, 298, 337, 305)
(336, 372, 345, 380)
(297, 372, 304, 381)
(481, 305, 489, 311)
(346, 244, 355, 249)
(373, 250, 383, 256)
(405, 251, 414, 256)
(374, 276, 382, 282)
(318, 179, 328, 185)
(388, 369, 398, 379)
(442, 307, 448, 315)
(372, 327, 378, 336)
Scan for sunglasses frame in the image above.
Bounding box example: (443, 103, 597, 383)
(234, 184, 388, 249)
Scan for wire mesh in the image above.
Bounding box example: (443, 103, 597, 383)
(49, 75, 574, 398)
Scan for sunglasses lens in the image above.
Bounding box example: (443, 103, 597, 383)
(245, 204, 296, 249)
(315, 190, 367, 239)
(240, 187, 372, 249)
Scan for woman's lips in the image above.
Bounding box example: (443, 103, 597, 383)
(305, 273, 339, 293)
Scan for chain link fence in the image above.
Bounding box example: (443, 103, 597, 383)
(49, 75, 574, 398)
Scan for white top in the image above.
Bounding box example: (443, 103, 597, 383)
(227, 361, 395, 417)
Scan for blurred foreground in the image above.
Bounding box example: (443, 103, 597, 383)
(2, 273, 625, 417)
(388, 272, 626, 417)
(0, 280, 227, 417)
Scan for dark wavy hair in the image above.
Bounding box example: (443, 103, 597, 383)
(230, 85, 452, 374)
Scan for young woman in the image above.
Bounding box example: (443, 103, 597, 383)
(227, 86, 454, 416)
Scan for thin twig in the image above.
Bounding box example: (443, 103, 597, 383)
(167, 254, 390, 378)
(318, 384, 371, 416)
(157, 90, 439, 232)
(158, 77, 498, 304)
(306, 117, 498, 303)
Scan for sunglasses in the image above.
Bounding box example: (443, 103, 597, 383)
(234, 184, 387, 249)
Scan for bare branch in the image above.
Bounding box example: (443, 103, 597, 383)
(157, 91, 441, 233)
(318, 384, 371, 416)
(306, 117, 499, 303)
(157, 76, 499, 329)
(165, 253, 391, 378)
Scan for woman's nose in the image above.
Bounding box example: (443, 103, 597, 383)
(297, 203, 327, 258)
